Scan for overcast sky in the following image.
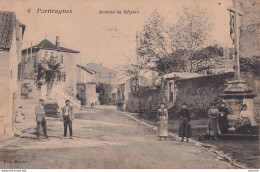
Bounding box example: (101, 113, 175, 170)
(0, 0, 233, 70)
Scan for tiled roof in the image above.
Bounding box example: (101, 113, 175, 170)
(86, 62, 118, 73)
(76, 65, 95, 74)
(0, 11, 16, 51)
(22, 39, 80, 54)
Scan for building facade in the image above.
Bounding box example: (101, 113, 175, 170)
(0, 11, 25, 136)
(21, 37, 80, 97)
(85, 63, 117, 101)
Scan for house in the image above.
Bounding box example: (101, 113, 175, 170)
(0, 11, 25, 136)
(85, 62, 118, 101)
(117, 70, 159, 112)
(20, 36, 80, 98)
(75, 65, 99, 106)
(163, 72, 203, 109)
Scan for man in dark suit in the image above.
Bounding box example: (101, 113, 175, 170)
(61, 99, 74, 139)
(35, 99, 48, 139)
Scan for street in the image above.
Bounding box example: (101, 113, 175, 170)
(0, 106, 232, 169)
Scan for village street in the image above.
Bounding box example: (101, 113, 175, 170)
(0, 105, 233, 169)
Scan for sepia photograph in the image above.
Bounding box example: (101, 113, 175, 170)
(0, 0, 259, 170)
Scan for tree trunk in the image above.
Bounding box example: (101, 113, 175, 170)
(37, 85, 42, 99)
(46, 84, 52, 99)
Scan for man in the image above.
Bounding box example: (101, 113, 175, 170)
(61, 100, 74, 139)
(35, 99, 48, 139)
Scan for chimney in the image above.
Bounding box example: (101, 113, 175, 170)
(56, 36, 60, 47)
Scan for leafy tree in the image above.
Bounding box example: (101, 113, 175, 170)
(96, 83, 113, 104)
(169, 5, 213, 72)
(139, 6, 213, 74)
(35, 56, 62, 99)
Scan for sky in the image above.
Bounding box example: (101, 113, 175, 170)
(0, 0, 233, 70)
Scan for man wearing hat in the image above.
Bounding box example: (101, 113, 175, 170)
(61, 99, 74, 139)
(35, 99, 48, 139)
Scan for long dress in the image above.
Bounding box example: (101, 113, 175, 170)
(218, 107, 229, 134)
(207, 108, 221, 137)
(177, 109, 191, 138)
(157, 108, 168, 137)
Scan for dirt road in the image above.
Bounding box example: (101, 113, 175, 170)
(0, 106, 233, 169)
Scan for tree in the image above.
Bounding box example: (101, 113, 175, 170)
(170, 6, 213, 72)
(35, 55, 62, 99)
(96, 83, 113, 105)
(139, 6, 213, 74)
(139, 10, 171, 67)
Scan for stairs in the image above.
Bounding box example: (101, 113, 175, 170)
(52, 84, 81, 108)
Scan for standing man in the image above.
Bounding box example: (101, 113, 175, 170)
(61, 100, 74, 139)
(35, 99, 48, 139)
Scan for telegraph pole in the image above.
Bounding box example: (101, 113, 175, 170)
(136, 31, 141, 115)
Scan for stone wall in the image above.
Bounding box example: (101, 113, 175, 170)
(174, 72, 234, 117)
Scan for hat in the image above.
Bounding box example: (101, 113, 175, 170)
(39, 99, 44, 102)
(65, 99, 70, 103)
(242, 104, 248, 107)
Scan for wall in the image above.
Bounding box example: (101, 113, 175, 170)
(240, 0, 260, 58)
(173, 71, 260, 117)
(75, 67, 93, 83)
(0, 51, 11, 135)
(174, 72, 234, 116)
(0, 31, 19, 136)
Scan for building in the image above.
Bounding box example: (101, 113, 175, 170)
(117, 70, 159, 112)
(75, 65, 99, 106)
(85, 62, 118, 101)
(0, 11, 25, 136)
(21, 37, 80, 97)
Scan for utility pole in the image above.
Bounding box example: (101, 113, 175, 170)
(228, 0, 243, 81)
(136, 31, 141, 115)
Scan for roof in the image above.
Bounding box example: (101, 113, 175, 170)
(22, 39, 80, 54)
(76, 65, 95, 74)
(0, 11, 16, 51)
(86, 62, 118, 73)
(163, 72, 203, 80)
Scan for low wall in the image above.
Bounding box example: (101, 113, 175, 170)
(174, 72, 234, 117)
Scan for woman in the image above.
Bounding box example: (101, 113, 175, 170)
(207, 103, 221, 140)
(218, 102, 229, 134)
(177, 103, 191, 142)
(238, 104, 251, 133)
(157, 102, 168, 141)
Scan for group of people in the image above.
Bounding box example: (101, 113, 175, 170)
(35, 99, 74, 140)
(156, 101, 253, 141)
(157, 102, 191, 142)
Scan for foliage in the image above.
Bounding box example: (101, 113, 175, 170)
(240, 56, 260, 77)
(21, 82, 33, 99)
(139, 6, 213, 73)
(96, 83, 113, 104)
(34, 56, 62, 98)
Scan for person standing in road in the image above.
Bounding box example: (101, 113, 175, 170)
(61, 99, 74, 139)
(177, 103, 191, 142)
(218, 102, 229, 134)
(35, 99, 48, 139)
(157, 102, 168, 141)
(207, 103, 221, 140)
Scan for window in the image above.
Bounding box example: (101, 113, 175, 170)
(45, 51, 48, 57)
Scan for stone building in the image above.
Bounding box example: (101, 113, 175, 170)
(75, 65, 99, 106)
(0, 11, 25, 137)
(85, 63, 118, 101)
(21, 37, 80, 98)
